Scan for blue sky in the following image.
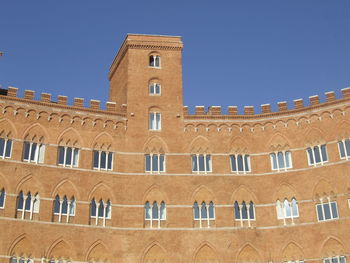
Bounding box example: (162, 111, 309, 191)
(1, 1, 350, 113)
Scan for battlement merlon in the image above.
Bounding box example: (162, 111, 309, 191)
(1, 87, 127, 117)
(108, 34, 183, 81)
(183, 88, 350, 118)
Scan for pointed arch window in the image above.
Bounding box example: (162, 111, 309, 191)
(316, 197, 338, 221)
(193, 201, 215, 228)
(90, 198, 111, 227)
(144, 201, 166, 228)
(145, 154, 165, 173)
(149, 55, 161, 68)
(324, 256, 347, 263)
(270, 151, 292, 171)
(53, 195, 75, 223)
(234, 200, 255, 227)
(58, 146, 79, 168)
(276, 198, 299, 224)
(23, 141, 45, 164)
(307, 144, 328, 166)
(17, 191, 40, 220)
(0, 188, 5, 208)
(192, 154, 212, 174)
(0, 137, 12, 159)
(230, 154, 250, 174)
(338, 139, 350, 159)
(93, 150, 113, 171)
(10, 257, 34, 263)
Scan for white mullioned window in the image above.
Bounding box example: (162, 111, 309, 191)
(316, 197, 339, 221)
(54, 195, 75, 223)
(149, 83, 161, 95)
(283, 260, 304, 263)
(93, 150, 113, 171)
(23, 142, 45, 164)
(0, 188, 5, 209)
(230, 154, 250, 174)
(193, 201, 215, 228)
(48, 259, 71, 263)
(145, 201, 166, 228)
(338, 139, 350, 159)
(192, 154, 212, 174)
(149, 55, 161, 68)
(307, 144, 328, 166)
(17, 191, 40, 220)
(324, 256, 347, 263)
(270, 151, 292, 171)
(276, 198, 299, 224)
(149, 112, 161, 130)
(90, 198, 111, 227)
(10, 257, 34, 263)
(0, 137, 12, 159)
(145, 154, 165, 173)
(234, 200, 255, 227)
(58, 146, 79, 167)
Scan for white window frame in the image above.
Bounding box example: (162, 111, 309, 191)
(149, 55, 161, 68)
(323, 256, 347, 263)
(10, 257, 34, 263)
(192, 154, 212, 174)
(234, 201, 256, 227)
(145, 154, 165, 174)
(270, 151, 292, 171)
(149, 112, 161, 131)
(230, 154, 251, 174)
(149, 82, 161, 95)
(48, 259, 71, 263)
(0, 137, 12, 159)
(316, 197, 339, 221)
(23, 141, 45, 164)
(283, 260, 304, 263)
(93, 150, 113, 171)
(53, 195, 75, 223)
(90, 199, 112, 227)
(193, 201, 215, 228)
(307, 144, 328, 166)
(58, 146, 79, 168)
(17, 192, 40, 220)
(276, 198, 299, 225)
(144, 201, 166, 228)
(338, 139, 350, 160)
(0, 188, 5, 209)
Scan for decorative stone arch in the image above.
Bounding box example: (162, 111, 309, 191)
(304, 127, 326, 146)
(51, 178, 80, 200)
(229, 136, 249, 154)
(0, 171, 10, 192)
(334, 120, 350, 141)
(273, 182, 299, 201)
(280, 241, 304, 261)
(57, 127, 84, 147)
(8, 234, 35, 259)
(143, 135, 169, 154)
(0, 118, 17, 138)
(149, 105, 162, 112)
(15, 174, 44, 195)
(46, 237, 74, 261)
(189, 135, 210, 154)
(85, 240, 112, 263)
(91, 132, 114, 151)
(320, 236, 345, 257)
(267, 132, 292, 152)
(312, 178, 336, 200)
(193, 242, 219, 263)
(88, 182, 115, 203)
(195, 124, 206, 134)
(141, 241, 167, 263)
(143, 184, 169, 204)
(192, 185, 215, 204)
(22, 122, 49, 143)
(236, 243, 262, 263)
(231, 185, 258, 204)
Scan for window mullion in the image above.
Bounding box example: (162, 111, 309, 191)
(150, 153, 153, 173)
(283, 151, 287, 171)
(103, 201, 106, 227)
(63, 147, 67, 167)
(150, 203, 153, 228)
(320, 198, 325, 221)
(206, 205, 210, 228)
(28, 143, 33, 162)
(66, 200, 71, 223)
(235, 155, 238, 174)
(58, 200, 63, 223)
(196, 154, 199, 174)
(157, 154, 160, 174)
(3, 139, 7, 159)
(70, 148, 74, 168)
(328, 197, 333, 219)
(204, 154, 207, 174)
(247, 203, 251, 227)
(22, 195, 27, 220)
(243, 155, 246, 175)
(95, 202, 99, 225)
(98, 151, 101, 170)
(312, 147, 317, 166)
(344, 140, 349, 160)
(29, 197, 34, 220)
(199, 204, 202, 228)
(158, 206, 161, 228)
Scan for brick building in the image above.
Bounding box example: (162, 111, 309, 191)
(0, 34, 349, 263)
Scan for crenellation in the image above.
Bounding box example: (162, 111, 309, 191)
(208, 106, 221, 115)
(228, 106, 238, 115)
(244, 106, 254, 115)
(24, 90, 35, 100)
(57, 95, 68, 105)
(325, 91, 336, 102)
(90, 99, 101, 110)
(309, 95, 319, 106)
(261, 104, 271, 114)
(195, 106, 205, 115)
(106, 101, 117, 112)
(183, 106, 189, 116)
(341, 87, 350, 98)
(293, 98, 304, 109)
(74, 97, 84, 107)
(277, 101, 288, 112)
(7, 86, 18, 97)
(41, 92, 52, 103)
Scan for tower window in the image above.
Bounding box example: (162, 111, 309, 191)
(145, 154, 165, 173)
(0, 138, 12, 159)
(58, 146, 79, 167)
(23, 142, 45, 164)
(192, 154, 211, 174)
(149, 83, 161, 95)
(93, 150, 113, 171)
(230, 154, 250, 174)
(149, 55, 161, 68)
(307, 144, 327, 166)
(149, 112, 161, 130)
(270, 151, 292, 171)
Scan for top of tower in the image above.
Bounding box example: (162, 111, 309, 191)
(108, 34, 183, 80)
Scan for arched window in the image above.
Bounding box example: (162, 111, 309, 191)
(23, 141, 45, 164)
(144, 200, 166, 228)
(307, 144, 328, 166)
(90, 198, 97, 217)
(10, 257, 34, 263)
(0, 188, 6, 208)
(149, 112, 161, 131)
(194, 201, 215, 228)
(152, 201, 159, 219)
(149, 82, 161, 95)
(193, 201, 199, 219)
(234, 200, 255, 227)
(270, 151, 292, 171)
(93, 150, 113, 171)
(230, 154, 250, 174)
(276, 198, 299, 224)
(58, 146, 79, 168)
(54, 195, 75, 223)
(160, 201, 166, 220)
(192, 154, 212, 174)
(209, 201, 215, 219)
(149, 55, 161, 68)
(145, 201, 151, 219)
(17, 191, 39, 220)
(145, 153, 165, 173)
(323, 256, 346, 263)
(90, 198, 111, 227)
